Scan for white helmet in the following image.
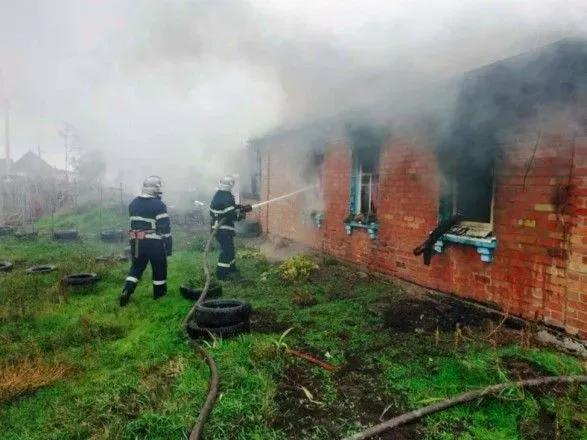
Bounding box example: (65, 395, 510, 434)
(218, 174, 235, 191)
(142, 175, 163, 197)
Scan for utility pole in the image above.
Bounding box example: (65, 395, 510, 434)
(59, 124, 72, 182)
(4, 101, 9, 176)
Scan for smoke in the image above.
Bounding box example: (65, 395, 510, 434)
(1, 0, 585, 196)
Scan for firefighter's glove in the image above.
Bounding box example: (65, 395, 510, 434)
(241, 204, 253, 213)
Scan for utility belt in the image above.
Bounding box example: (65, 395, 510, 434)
(129, 229, 162, 258)
(129, 229, 162, 240)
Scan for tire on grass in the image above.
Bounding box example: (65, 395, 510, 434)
(62, 273, 100, 286)
(100, 229, 124, 243)
(15, 231, 38, 241)
(53, 229, 79, 241)
(180, 283, 222, 301)
(0, 226, 14, 236)
(0, 261, 13, 272)
(186, 320, 250, 340)
(26, 265, 57, 274)
(195, 299, 252, 327)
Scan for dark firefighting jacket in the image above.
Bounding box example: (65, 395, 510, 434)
(129, 195, 172, 255)
(209, 190, 244, 235)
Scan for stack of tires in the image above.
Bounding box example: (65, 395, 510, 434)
(187, 299, 252, 340)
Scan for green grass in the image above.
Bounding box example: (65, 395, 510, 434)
(0, 212, 585, 440)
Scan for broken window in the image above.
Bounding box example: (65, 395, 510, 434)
(441, 161, 495, 238)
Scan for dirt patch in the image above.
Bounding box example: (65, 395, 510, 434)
(520, 408, 557, 440)
(376, 293, 523, 333)
(250, 309, 292, 334)
(272, 357, 422, 439)
(501, 356, 547, 381)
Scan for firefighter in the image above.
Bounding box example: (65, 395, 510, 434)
(209, 175, 252, 280)
(120, 176, 173, 307)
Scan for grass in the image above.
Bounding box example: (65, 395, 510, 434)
(0, 210, 585, 440)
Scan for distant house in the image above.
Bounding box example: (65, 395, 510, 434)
(1, 151, 70, 182)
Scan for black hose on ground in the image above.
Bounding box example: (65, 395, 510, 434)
(341, 375, 587, 440)
(184, 218, 225, 440)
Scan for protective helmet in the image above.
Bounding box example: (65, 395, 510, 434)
(217, 174, 235, 191)
(141, 175, 163, 197)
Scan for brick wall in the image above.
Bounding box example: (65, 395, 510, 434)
(257, 122, 587, 338)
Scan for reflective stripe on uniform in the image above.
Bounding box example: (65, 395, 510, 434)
(210, 206, 236, 215)
(217, 262, 231, 268)
(126, 276, 139, 283)
(160, 233, 171, 238)
(219, 225, 235, 231)
(144, 233, 162, 240)
(229, 259, 236, 265)
(129, 216, 156, 227)
(155, 213, 169, 220)
(153, 280, 167, 286)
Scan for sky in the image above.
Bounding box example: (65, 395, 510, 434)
(0, 0, 585, 191)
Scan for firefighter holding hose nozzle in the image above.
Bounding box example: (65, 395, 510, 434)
(120, 176, 173, 307)
(209, 175, 252, 281)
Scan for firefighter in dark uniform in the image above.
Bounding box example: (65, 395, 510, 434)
(120, 176, 172, 307)
(209, 175, 252, 280)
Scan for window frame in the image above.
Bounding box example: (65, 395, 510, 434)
(355, 165, 379, 216)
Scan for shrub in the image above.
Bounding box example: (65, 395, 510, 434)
(278, 255, 319, 284)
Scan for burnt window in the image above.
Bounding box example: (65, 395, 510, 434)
(304, 152, 324, 190)
(454, 166, 494, 223)
(442, 162, 495, 238)
(242, 144, 261, 200)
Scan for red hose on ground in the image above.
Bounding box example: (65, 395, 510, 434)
(286, 348, 337, 372)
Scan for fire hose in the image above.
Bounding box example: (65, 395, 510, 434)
(183, 186, 316, 438)
(184, 218, 224, 440)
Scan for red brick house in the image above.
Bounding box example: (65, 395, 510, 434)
(245, 38, 587, 338)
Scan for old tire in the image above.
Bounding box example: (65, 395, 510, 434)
(0, 226, 14, 236)
(100, 229, 124, 243)
(195, 299, 252, 327)
(180, 283, 223, 301)
(53, 229, 79, 241)
(26, 265, 57, 274)
(186, 320, 250, 340)
(15, 231, 38, 241)
(62, 273, 100, 285)
(0, 261, 13, 272)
